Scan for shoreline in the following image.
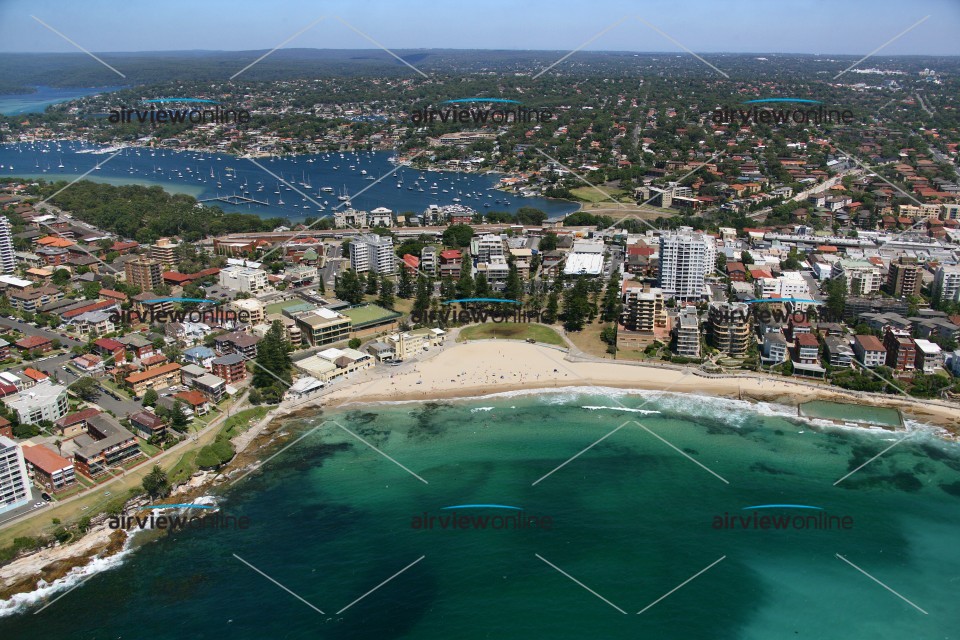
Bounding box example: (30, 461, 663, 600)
(2, 341, 957, 611)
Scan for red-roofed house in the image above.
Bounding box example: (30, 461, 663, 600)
(174, 390, 210, 416)
(439, 250, 462, 278)
(23, 368, 49, 382)
(21, 444, 76, 492)
(15, 335, 52, 353)
(401, 254, 420, 273)
(54, 407, 102, 438)
(93, 338, 127, 364)
(726, 262, 747, 281)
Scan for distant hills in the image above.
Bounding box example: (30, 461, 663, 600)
(1, 48, 957, 94)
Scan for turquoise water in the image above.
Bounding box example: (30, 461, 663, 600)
(2, 389, 959, 638)
(0, 86, 124, 115)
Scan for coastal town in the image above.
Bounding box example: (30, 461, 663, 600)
(0, 9, 957, 631)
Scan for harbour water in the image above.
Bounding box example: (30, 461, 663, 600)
(0, 141, 580, 221)
(1, 389, 958, 638)
(0, 86, 125, 116)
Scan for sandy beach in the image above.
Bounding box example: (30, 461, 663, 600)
(318, 341, 960, 433)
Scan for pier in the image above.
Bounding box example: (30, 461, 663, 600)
(197, 194, 271, 206)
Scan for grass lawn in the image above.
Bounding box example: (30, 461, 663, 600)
(219, 405, 273, 439)
(457, 323, 565, 346)
(563, 321, 613, 358)
(570, 185, 630, 203)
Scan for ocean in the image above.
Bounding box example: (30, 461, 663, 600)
(0, 141, 579, 221)
(1, 388, 959, 638)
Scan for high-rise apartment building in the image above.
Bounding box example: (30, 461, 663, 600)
(350, 234, 395, 275)
(0, 216, 15, 274)
(674, 306, 701, 358)
(708, 302, 751, 357)
(658, 227, 716, 301)
(125, 257, 163, 292)
(933, 265, 960, 305)
(470, 234, 505, 264)
(149, 237, 180, 270)
(0, 436, 30, 515)
(886, 257, 923, 298)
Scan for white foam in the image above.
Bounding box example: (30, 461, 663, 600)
(470, 407, 495, 413)
(0, 540, 133, 617)
(581, 405, 662, 415)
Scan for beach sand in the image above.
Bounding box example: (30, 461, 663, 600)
(319, 341, 960, 433)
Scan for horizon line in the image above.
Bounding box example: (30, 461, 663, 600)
(2, 48, 953, 57)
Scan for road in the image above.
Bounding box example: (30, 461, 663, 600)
(0, 316, 84, 348)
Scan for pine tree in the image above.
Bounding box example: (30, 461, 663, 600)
(456, 269, 474, 300)
(377, 276, 395, 309)
(398, 267, 414, 299)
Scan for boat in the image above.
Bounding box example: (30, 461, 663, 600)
(360, 169, 367, 175)
(337, 186, 350, 201)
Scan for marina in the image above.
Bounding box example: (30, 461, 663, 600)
(0, 141, 579, 221)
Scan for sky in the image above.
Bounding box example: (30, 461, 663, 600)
(0, 0, 958, 56)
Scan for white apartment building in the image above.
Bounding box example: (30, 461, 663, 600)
(0, 216, 15, 274)
(831, 259, 882, 295)
(229, 298, 265, 324)
(350, 234, 395, 275)
(6, 381, 69, 425)
(0, 436, 30, 515)
(658, 227, 717, 301)
(933, 265, 960, 304)
(219, 265, 268, 293)
(470, 234, 505, 263)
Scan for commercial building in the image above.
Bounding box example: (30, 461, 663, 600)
(384, 328, 446, 361)
(350, 234, 395, 275)
(125, 257, 163, 292)
(295, 308, 352, 347)
(21, 444, 76, 492)
(294, 347, 374, 383)
(0, 436, 30, 514)
(219, 265, 268, 293)
(6, 381, 69, 424)
(886, 257, 923, 298)
(658, 227, 717, 301)
(708, 302, 751, 357)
